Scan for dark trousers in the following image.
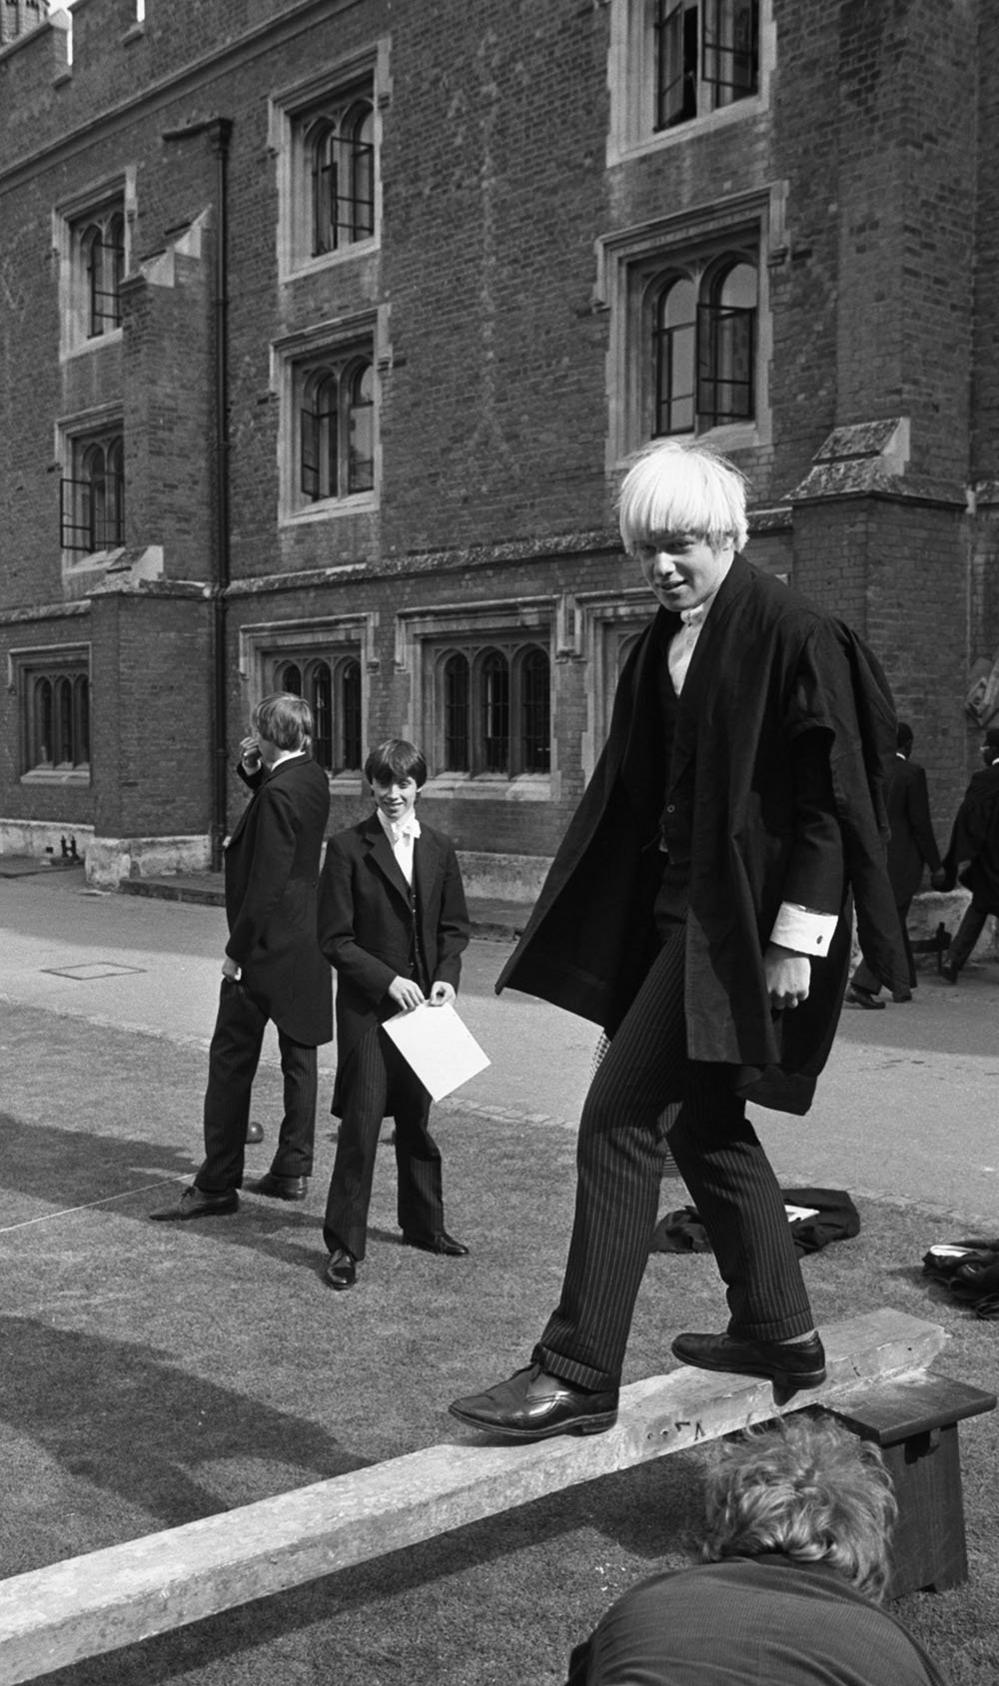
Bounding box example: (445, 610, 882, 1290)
(946, 895, 994, 973)
(196, 977, 318, 1193)
(323, 1026, 445, 1260)
(852, 896, 916, 992)
(535, 924, 814, 1392)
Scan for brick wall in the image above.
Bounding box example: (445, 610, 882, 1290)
(90, 588, 213, 836)
(0, 0, 996, 873)
(972, 0, 999, 476)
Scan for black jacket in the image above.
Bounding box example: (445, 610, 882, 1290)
(224, 754, 332, 1046)
(941, 760, 999, 910)
(886, 754, 940, 902)
(318, 813, 470, 1116)
(497, 558, 906, 1115)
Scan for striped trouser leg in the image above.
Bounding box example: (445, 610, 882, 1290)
(666, 1066, 814, 1343)
(534, 924, 815, 1389)
(534, 927, 688, 1390)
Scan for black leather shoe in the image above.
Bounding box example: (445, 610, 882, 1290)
(671, 1331, 826, 1403)
(245, 1121, 265, 1143)
(250, 1172, 308, 1201)
(892, 988, 913, 1003)
(449, 1363, 618, 1441)
(325, 1247, 356, 1290)
(403, 1230, 469, 1257)
(149, 1186, 239, 1221)
(847, 985, 885, 1010)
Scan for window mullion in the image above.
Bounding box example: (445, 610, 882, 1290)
(330, 391, 341, 499)
(301, 402, 319, 498)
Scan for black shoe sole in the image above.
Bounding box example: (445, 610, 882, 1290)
(447, 1403, 618, 1441)
(672, 1339, 826, 1399)
(675, 1351, 826, 1382)
(676, 1359, 826, 1405)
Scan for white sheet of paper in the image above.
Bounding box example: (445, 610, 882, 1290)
(382, 1001, 490, 1102)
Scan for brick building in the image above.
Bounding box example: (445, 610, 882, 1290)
(0, 0, 996, 893)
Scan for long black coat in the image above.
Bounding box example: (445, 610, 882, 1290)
(318, 814, 470, 1116)
(223, 754, 332, 1046)
(886, 754, 941, 902)
(497, 557, 907, 1115)
(942, 761, 999, 910)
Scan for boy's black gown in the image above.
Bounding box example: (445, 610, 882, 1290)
(491, 557, 907, 1388)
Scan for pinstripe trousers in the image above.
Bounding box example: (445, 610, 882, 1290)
(534, 923, 815, 1391)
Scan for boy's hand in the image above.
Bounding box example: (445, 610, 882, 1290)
(428, 981, 456, 1007)
(240, 734, 263, 773)
(388, 976, 425, 1011)
(764, 942, 810, 1010)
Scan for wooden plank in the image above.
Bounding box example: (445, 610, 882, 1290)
(0, 1309, 947, 1685)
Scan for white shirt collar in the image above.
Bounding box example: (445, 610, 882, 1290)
(376, 808, 422, 845)
(668, 580, 727, 695)
(267, 748, 307, 771)
(679, 575, 726, 625)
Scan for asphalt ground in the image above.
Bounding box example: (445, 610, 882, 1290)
(1, 865, 999, 1683)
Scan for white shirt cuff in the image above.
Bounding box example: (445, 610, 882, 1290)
(770, 902, 838, 956)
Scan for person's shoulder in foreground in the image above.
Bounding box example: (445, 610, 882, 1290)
(566, 1415, 947, 1686)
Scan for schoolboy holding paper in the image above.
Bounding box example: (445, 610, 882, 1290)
(317, 739, 471, 1290)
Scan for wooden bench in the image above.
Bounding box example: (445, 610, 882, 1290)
(828, 1371, 994, 1596)
(0, 1309, 991, 1684)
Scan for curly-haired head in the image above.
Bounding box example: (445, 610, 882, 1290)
(701, 1414, 896, 1602)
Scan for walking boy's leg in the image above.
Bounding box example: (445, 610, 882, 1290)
(534, 930, 687, 1390)
(666, 1064, 826, 1397)
(450, 929, 687, 1437)
(666, 1066, 813, 1342)
(944, 897, 989, 977)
